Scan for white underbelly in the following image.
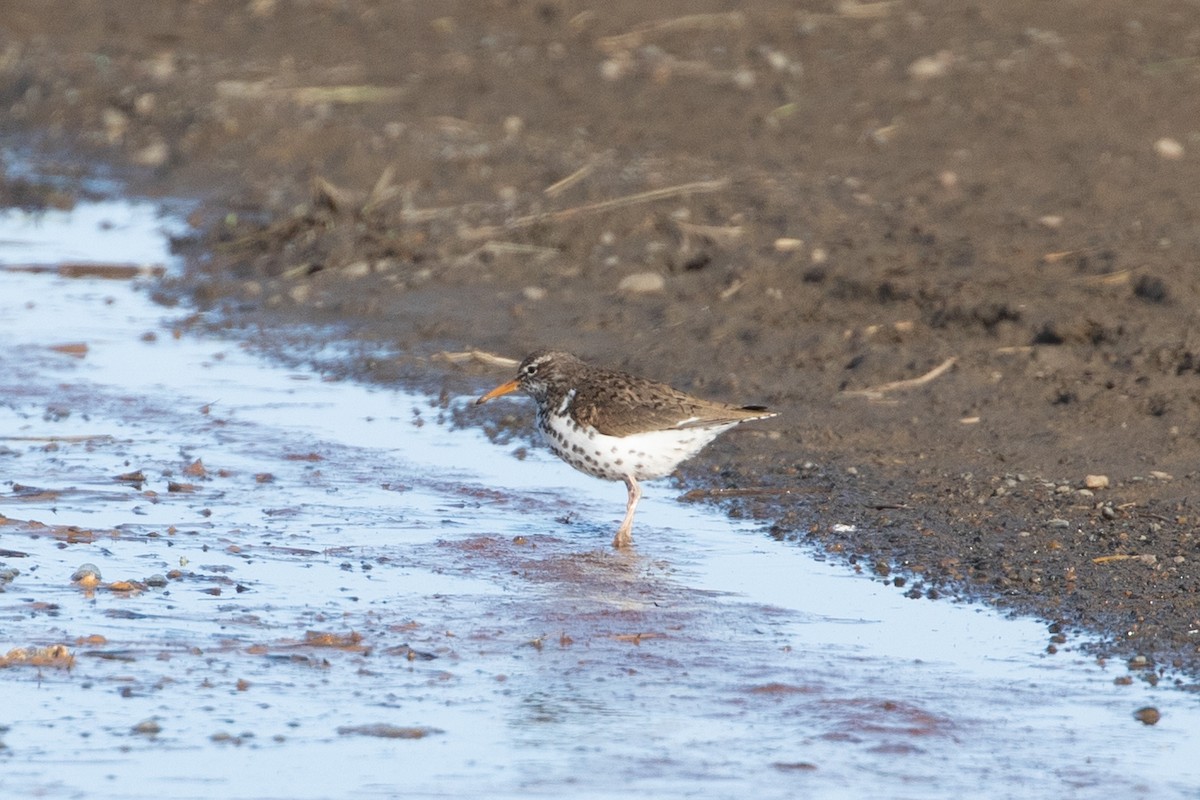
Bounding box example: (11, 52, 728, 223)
(539, 413, 731, 481)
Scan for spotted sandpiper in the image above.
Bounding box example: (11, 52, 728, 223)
(475, 350, 776, 548)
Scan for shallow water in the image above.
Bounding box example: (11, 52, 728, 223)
(0, 201, 1197, 799)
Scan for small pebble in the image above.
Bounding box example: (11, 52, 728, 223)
(288, 284, 311, 304)
(522, 286, 547, 301)
(133, 139, 170, 168)
(1047, 518, 1070, 529)
(908, 51, 953, 80)
(1084, 474, 1109, 490)
(71, 563, 102, 586)
(342, 261, 371, 278)
(1154, 138, 1184, 160)
(1133, 706, 1161, 725)
(132, 719, 162, 736)
(617, 272, 665, 294)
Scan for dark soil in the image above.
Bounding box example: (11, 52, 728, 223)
(4, 1, 1200, 678)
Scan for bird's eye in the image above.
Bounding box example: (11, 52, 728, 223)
(522, 363, 538, 376)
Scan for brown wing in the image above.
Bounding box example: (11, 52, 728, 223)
(569, 367, 773, 437)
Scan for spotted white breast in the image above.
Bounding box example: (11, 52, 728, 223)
(536, 404, 743, 482)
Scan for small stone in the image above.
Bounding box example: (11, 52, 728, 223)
(1038, 214, 1063, 229)
(132, 139, 170, 167)
(732, 69, 756, 90)
(145, 574, 168, 587)
(1134, 706, 1161, 725)
(600, 57, 628, 81)
(1101, 506, 1117, 520)
(617, 272, 665, 294)
(774, 237, 804, 252)
(71, 563, 102, 586)
(1047, 518, 1070, 529)
(522, 286, 547, 301)
(1154, 138, 1184, 160)
(1076, 488, 1093, 498)
(1084, 474, 1109, 490)
(908, 51, 953, 80)
(288, 283, 311, 304)
(102, 107, 129, 144)
(132, 719, 162, 735)
(342, 261, 371, 278)
(1148, 470, 1173, 481)
(134, 92, 156, 116)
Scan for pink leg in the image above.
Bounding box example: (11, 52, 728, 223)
(613, 476, 641, 549)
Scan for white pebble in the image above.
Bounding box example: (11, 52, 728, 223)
(617, 272, 665, 293)
(600, 57, 628, 81)
(1154, 137, 1184, 160)
(133, 139, 170, 167)
(342, 261, 371, 278)
(908, 51, 952, 80)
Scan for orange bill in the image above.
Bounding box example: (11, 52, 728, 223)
(475, 379, 519, 405)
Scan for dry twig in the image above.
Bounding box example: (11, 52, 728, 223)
(840, 357, 957, 400)
(433, 350, 519, 368)
(460, 178, 730, 240)
(544, 160, 599, 198)
(596, 12, 746, 53)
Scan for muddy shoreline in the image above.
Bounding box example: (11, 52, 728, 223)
(3, 1, 1200, 677)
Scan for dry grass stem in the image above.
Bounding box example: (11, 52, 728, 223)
(597, 12, 746, 53)
(460, 177, 730, 240)
(1093, 554, 1157, 565)
(836, 1, 897, 19)
(841, 357, 958, 400)
(433, 350, 520, 368)
(543, 160, 598, 198)
(674, 220, 744, 244)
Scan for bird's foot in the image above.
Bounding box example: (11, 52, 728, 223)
(611, 525, 633, 549)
